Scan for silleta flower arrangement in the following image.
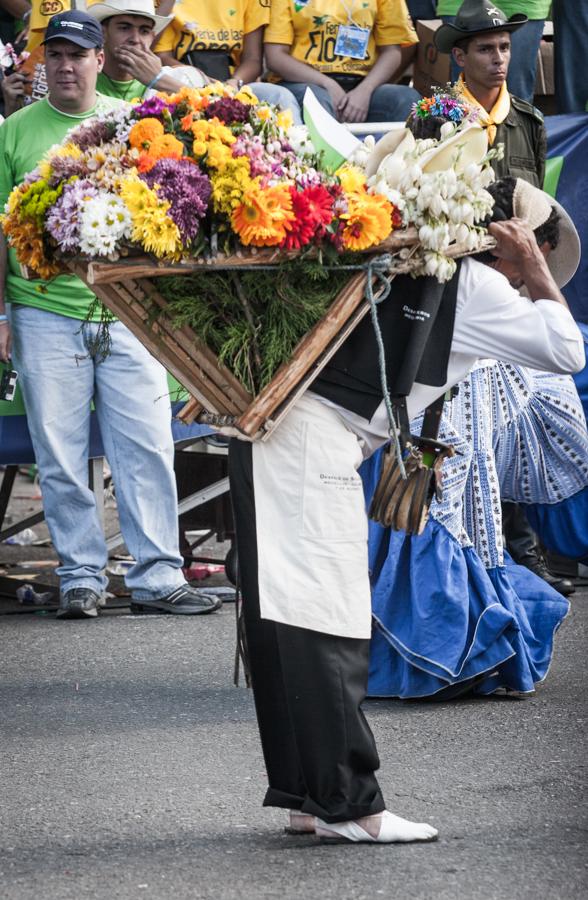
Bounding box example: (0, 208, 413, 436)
(361, 91, 500, 282)
(2, 83, 399, 280)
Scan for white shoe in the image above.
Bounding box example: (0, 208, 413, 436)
(315, 810, 438, 844)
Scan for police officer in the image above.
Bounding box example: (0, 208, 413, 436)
(434, 0, 545, 186)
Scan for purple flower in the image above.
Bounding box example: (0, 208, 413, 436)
(45, 179, 98, 250)
(143, 158, 211, 243)
(48, 154, 90, 185)
(205, 97, 250, 125)
(69, 119, 115, 151)
(134, 95, 176, 118)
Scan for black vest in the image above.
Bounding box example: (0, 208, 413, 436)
(312, 264, 461, 420)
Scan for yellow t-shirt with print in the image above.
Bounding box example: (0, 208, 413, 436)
(265, 0, 417, 79)
(154, 0, 271, 68)
(27, 0, 72, 51)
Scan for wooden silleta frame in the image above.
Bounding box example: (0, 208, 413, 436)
(66, 230, 494, 441)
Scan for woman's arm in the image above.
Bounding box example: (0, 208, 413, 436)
(339, 45, 405, 122)
(264, 43, 347, 111)
(228, 26, 264, 85)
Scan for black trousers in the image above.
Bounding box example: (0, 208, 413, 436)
(502, 501, 539, 564)
(229, 438, 385, 823)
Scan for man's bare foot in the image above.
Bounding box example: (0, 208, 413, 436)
(284, 810, 315, 835)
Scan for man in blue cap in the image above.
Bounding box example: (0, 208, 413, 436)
(0, 9, 223, 619)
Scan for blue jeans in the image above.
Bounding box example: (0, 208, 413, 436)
(9, 304, 186, 599)
(279, 80, 419, 123)
(552, 0, 588, 113)
(248, 82, 304, 125)
(441, 16, 544, 103)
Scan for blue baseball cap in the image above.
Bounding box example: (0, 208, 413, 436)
(42, 9, 104, 49)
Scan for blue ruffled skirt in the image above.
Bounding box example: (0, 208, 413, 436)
(362, 450, 569, 699)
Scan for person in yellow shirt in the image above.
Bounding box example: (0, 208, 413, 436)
(154, 0, 302, 123)
(264, 0, 420, 123)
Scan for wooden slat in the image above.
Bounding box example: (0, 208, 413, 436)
(67, 232, 498, 440)
(83, 228, 420, 284)
(175, 397, 203, 425)
(130, 278, 251, 411)
(214, 236, 498, 439)
(235, 270, 369, 437)
(71, 268, 250, 415)
(106, 278, 250, 414)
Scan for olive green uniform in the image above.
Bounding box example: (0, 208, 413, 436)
(492, 95, 546, 187)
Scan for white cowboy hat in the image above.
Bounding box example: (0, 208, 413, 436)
(88, 0, 172, 36)
(419, 124, 488, 174)
(512, 178, 581, 288)
(365, 128, 415, 179)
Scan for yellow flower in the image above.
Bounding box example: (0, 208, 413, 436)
(236, 87, 258, 105)
(255, 106, 272, 122)
(336, 165, 367, 194)
(277, 109, 294, 131)
(38, 161, 53, 180)
(120, 175, 159, 215)
(210, 158, 255, 216)
(53, 142, 83, 160)
(192, 139, 207, 158)
(138, 208, 183, 258)
(205, 141, 233, 170)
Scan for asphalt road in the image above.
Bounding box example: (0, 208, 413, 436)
(1, 592, 587, 900)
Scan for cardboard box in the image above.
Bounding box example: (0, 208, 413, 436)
(413, 19, 451, 97)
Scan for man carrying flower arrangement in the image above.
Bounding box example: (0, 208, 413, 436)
(0, 9, 222, 619)
(227, 175, 585, 842)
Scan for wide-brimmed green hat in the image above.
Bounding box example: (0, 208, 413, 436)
(434, 0, 528, 54)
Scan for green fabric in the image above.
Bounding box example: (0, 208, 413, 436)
(436, 2, 550, 17)
(543, 156, 564, 198)
(0, 94, 123, 321)
(97, 73, 147, 102)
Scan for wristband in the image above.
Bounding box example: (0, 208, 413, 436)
(146, 70, 164, 91)
(0, 314, 8, 323)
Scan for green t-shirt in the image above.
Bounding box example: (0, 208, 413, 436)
(0, 93, 124, 320)
(436, 2, 550, 17)
(97, 72, 147, 102)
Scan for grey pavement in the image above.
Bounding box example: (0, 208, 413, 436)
(1, 591, 587, 900)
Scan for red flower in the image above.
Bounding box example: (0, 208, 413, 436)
(281, 184, 334, 250)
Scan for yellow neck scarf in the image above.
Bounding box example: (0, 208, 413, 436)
(458, 75, 511, 146)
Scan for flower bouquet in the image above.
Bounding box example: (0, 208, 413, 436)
(2, 86, 498, 437)
(3, 83, 399, 279)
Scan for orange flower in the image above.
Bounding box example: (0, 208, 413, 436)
(340, 192, 393, 252)
(180, 112, 195, 131)
(232, 183, 294, 247)
(137, 134, 185, 173)
(3, 215, 59, 279)
(128, 117, 165, 150)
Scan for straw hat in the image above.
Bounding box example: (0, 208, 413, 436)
(364, 128, 415, 179)
(88, 0, 172, 35)
(434, 0, 527, 54)
(512, 179, 581, 288)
